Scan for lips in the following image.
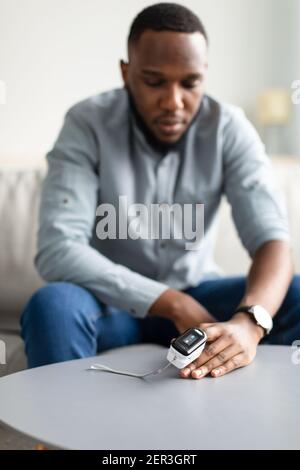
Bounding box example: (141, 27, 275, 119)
(156, 117, 185, 135)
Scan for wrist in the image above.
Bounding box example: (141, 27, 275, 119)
(231, 312, 265, 342)
(148, 288, 181, 320)
(234, 303, 273, 337)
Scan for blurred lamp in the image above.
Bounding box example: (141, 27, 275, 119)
(257, 88, 291, 154)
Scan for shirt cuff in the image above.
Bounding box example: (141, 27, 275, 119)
(113, 268, 170, 318)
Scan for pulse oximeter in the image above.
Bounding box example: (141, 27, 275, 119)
(89, 327, 207, 377)
(167, 327, 207, 369)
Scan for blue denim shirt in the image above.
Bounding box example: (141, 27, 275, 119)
(36, 88, 289, 317)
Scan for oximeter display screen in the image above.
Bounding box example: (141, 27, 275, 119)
(183, 332, 197, 345)
(173, 328, 206, 356)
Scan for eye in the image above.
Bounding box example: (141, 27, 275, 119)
(181, 79, 202, 89)
(144, 79, 164, 88)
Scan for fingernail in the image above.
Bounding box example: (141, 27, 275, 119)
(213, 369, 220, 376)
(193, 369, 203, 378)
(189, 363, 196, 371)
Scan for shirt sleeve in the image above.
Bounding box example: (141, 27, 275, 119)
(222, 106, 290, 256)
(35, 106, 168, 318)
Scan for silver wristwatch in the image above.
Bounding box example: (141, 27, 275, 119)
(234, 305, 273, 335)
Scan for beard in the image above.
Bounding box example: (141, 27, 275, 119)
(125, 86, 202, 155)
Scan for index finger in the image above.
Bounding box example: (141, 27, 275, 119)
(201, 323, 222, 342)
(180, 324, 223, 378)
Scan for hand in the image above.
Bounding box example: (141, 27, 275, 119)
(148, 288, 215, 333)
(180, 312, 264, 379)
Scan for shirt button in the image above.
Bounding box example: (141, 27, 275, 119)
(130, 308, 136, 314)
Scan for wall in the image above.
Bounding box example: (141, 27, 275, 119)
(291, 0, 300, 155)
(0, 0, 299, 166)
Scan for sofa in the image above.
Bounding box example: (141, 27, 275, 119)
(1, 156, 300, 377)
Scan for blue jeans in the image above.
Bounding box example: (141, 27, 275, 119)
(21, 275, 300, 368)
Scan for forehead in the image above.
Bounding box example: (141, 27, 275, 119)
(129, 30, 208, 70)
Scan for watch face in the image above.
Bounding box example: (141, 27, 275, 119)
(172, 328, 206, 356)
(252, 305, 273, 332)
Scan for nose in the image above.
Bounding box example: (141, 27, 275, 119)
(159, 85, 184, 112)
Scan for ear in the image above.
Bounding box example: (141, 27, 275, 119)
(120, 60, 129, 85)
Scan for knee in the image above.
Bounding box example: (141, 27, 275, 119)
(21, 282, 90, 329)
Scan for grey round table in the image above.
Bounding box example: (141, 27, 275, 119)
(0, 344, 299, 450)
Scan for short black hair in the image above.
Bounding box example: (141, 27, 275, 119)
(128, 2, 208, 46)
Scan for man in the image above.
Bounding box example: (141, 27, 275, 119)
(21, 3, 300, 379)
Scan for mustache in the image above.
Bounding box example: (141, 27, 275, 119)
(126, 87, 185, 124)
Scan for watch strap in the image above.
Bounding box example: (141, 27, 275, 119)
(234, 306, 254, 315)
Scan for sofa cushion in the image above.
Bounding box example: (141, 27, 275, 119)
(0, 168, 44, 331)
(0, 332, 26, 377)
